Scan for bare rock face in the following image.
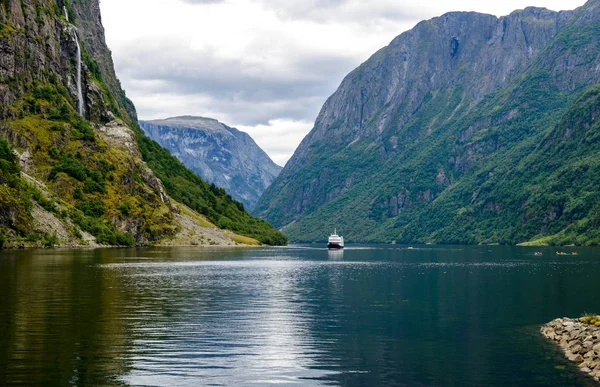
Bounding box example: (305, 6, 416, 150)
(542, 317, 600, 382)
(140, 116, 282, 210)
(96, 120, 137, 152)
(70, 0, 138, 123)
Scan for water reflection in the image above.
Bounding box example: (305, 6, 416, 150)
(103, 259, 341, 386)
(0, 249, 133, 386)
(327, 249, 344, 260)
(1, 246, 600, 386)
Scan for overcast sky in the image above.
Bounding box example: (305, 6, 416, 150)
(100, 0, 586, 166)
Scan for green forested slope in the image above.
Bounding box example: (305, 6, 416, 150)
(258, 0, 600, 246)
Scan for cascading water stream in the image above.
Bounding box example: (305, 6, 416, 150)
(74, 34, 84, 116)
(64, 6, 84, 117)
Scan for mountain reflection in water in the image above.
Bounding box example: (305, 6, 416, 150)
(1, 245, 600, 386)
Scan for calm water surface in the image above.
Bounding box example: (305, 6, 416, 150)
(1, 245, 600, 386)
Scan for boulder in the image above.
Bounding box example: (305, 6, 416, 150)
(569, 331, 581, 340)
(568, 354, 584, 363)
(543, 318, 600, 380)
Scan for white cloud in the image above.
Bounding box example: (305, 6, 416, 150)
(100, 0, 587, 164)
(237, 119, 313, 166)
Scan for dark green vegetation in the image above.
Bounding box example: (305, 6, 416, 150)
(135, 133, 287, 245)
(0, 136, 85, 247)
(0, 138, 31, 246)
(256, 1, 600, 246)
(0, 0, 285, 246)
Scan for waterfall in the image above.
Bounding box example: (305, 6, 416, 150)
(64, 5, 84, 117)
(74, 33, 84, 116)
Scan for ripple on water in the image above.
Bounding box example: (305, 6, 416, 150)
(3, 245, 600, 386)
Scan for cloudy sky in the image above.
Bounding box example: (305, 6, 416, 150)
(100, 0, 586, 166)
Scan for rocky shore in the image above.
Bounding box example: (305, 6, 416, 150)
(541, 317, 600, 382)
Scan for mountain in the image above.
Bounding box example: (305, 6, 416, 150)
(0, 0, 286, 247)
(139, 116, 282, 210)
(255, 0, 600, 246)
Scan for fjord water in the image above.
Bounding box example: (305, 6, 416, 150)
(1, 246, 600, 386)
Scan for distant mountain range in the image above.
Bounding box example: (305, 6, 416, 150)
(256, 0, 600, 246)
(139, 116, 282, 210)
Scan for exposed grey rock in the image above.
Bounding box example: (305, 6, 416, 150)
(570, 344, 583, 354)
(570, 354, 584, 363)
(542, 316, 600, 383)
(140, 116, 282, 210)
(71, 0, 138, 122)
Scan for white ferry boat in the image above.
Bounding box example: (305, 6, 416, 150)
(327, 230, 344, 249)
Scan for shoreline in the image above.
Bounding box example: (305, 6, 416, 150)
(1, 241, 591, 250)
(541, 317, 600, 382)
(0, 241, 266, 250)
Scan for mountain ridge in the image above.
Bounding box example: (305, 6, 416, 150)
(255, 0, 600, 245)
(140, 116, 282, 210)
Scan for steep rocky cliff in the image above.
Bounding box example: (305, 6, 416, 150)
(140, 116, 282, 210)
(0, 0, 286, 247)
(256, 0, 600, 245)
